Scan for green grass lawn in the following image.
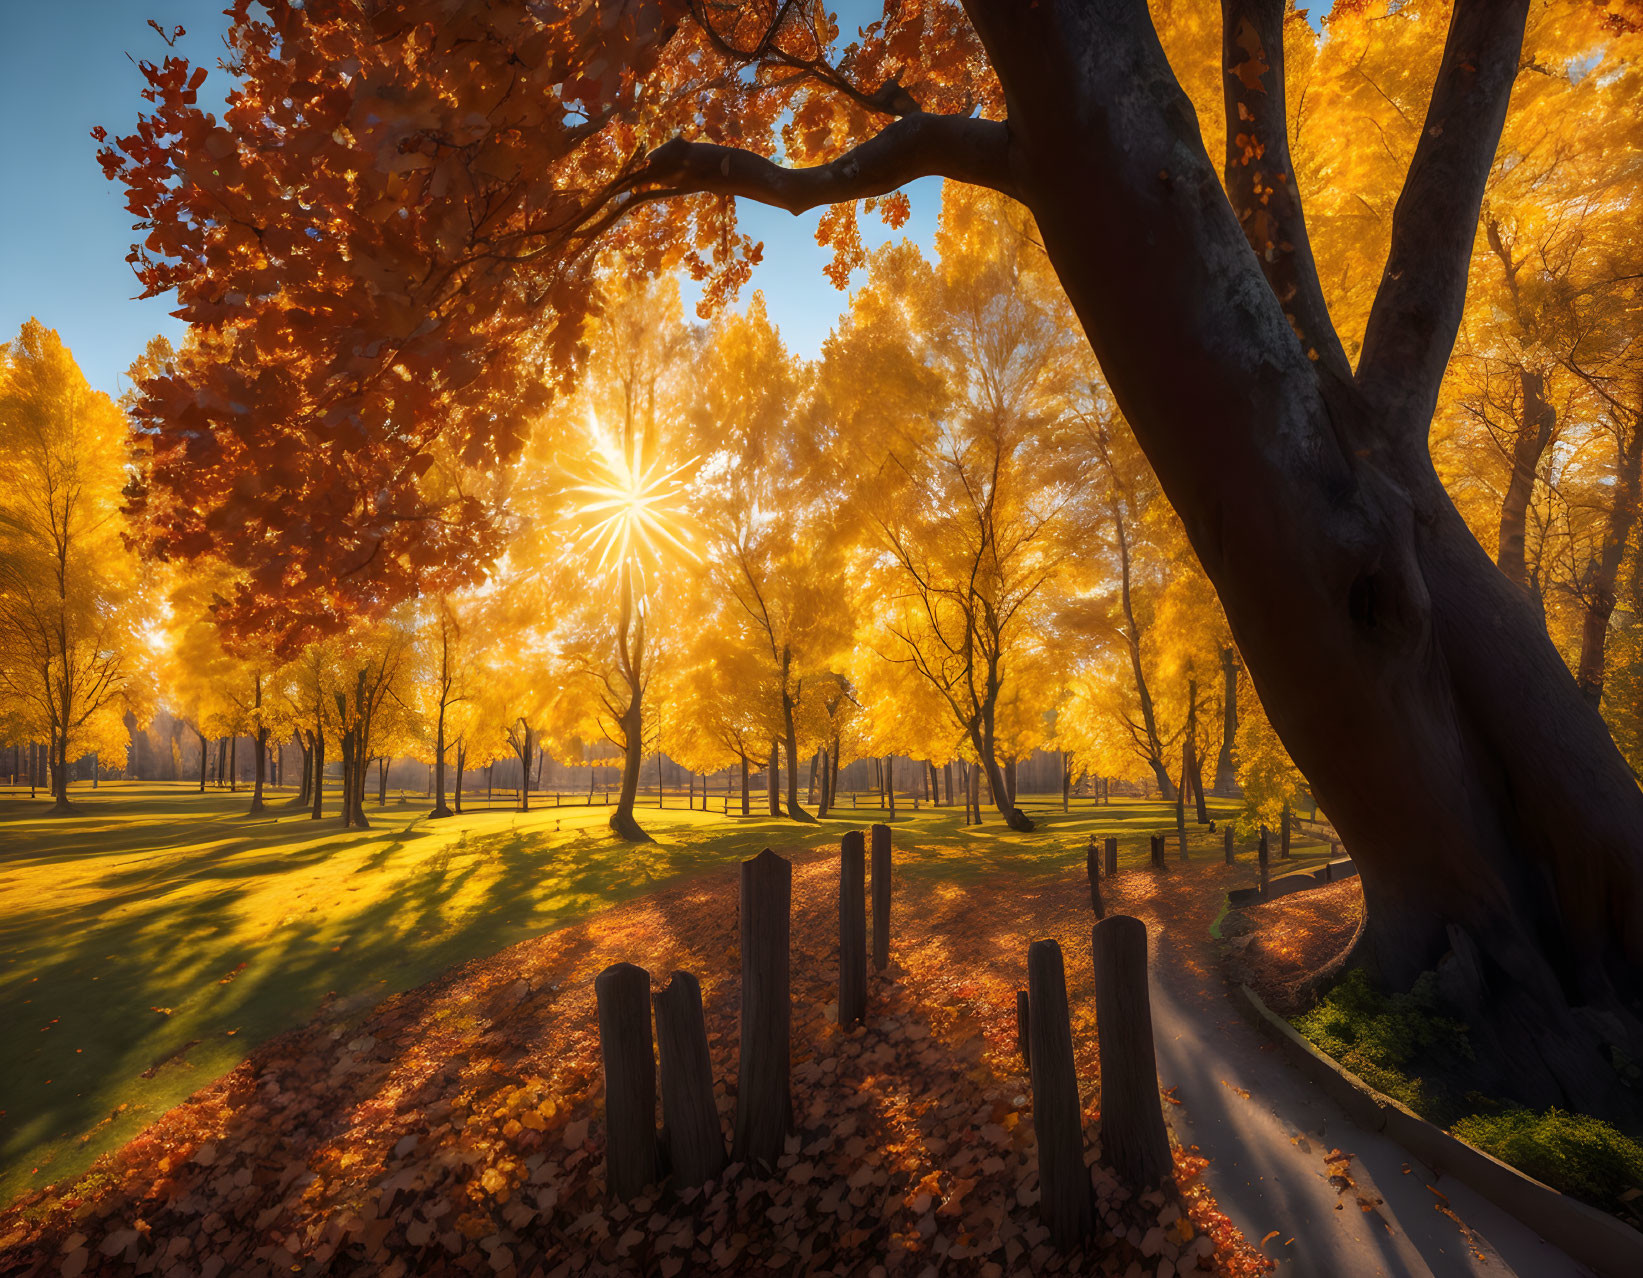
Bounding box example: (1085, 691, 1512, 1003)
(0, 780, 1327, 1204)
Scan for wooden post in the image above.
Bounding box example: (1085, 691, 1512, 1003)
(1280, 803, 1291, 860)
(1104, 835, 1118, 877)
(1026, 940, 1094, 1250)
(1090, 916, 1172, 1190)
(734, 849, 792, 1169)
(1086, 835, 1104, 918)
(1149, 833, 1165, 870)
(870, 823, 891, 972)
(1258, 825, 1271, 897)
(839, 831, 867, 1027)
(1016, 989, 1031, 1067)
(1224, 825, 1235, 865)
(652, 971, 725, 1188)
(595, 962, 660, 1200)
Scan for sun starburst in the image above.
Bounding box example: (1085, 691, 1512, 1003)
(566, 411, 698, 589)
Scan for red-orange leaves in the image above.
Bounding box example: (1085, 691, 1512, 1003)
(101, 2, 993, 652)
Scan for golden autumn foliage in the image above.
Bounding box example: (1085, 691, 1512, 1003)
(0, 321, 147, 804)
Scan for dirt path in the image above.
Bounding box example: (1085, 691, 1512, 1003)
(1137, 886, 1594, 1277)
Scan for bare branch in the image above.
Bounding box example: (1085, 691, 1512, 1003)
(640, 112, 1017, 215)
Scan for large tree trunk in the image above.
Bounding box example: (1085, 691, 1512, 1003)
(1576, 419, 1643, 707)
(968, 0, 1643, 1129)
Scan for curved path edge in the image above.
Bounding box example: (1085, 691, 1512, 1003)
(1234, 982, 1643, 1278)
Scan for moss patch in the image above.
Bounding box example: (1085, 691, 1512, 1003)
(1452, 1108, 1643, 1217)
(1295, 969, 1643, 1219)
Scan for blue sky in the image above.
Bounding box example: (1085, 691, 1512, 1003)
(0, 2, 941, 398)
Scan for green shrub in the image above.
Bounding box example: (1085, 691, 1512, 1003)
(1452, 1108, 1643, 1216)
(1293, 969, 1472, 1122)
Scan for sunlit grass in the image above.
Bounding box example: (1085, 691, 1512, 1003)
(0, 780, 1330, 1203)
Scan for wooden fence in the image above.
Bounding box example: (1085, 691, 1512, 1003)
(591, 824, 1181, 1255)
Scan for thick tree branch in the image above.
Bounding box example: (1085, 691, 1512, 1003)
(639, 112, 1016, 214)
(1356, 0, 1531, 436)
(1220, 0, 1350, 383)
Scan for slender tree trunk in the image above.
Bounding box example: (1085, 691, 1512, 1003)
(378, 755, 388, 805)
(943, 761, 954, 807)
(1212, 647, 1241, 796)
(49, 728, 69, 810)
(1186, 677, 1209, 824)
(740, 754, 751, 816)
(1496, 364, 1557, 603)
(609, 561, 649, 842)
(514, 725, 533, 811)
(1109, 485, 1177, 799)
(196, 728, 208, 792)
(781, 693, 811, 821)
(431, 699, 452, 818)
(1576, 417, 1643, 706)
(311, 728, 325, 820)
(969, 725, 1032, 831)
(766, 742, 781, 817)
(228, 735, 238, 793)
(611, 700, 648, 841)
(454, 742, 466, 814)
(250, 726, 268, 813)
(249, 675, 267, 814)
(337, 721, 353, 827)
